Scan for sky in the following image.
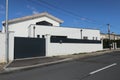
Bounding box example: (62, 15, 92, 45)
(0, 0, 120, 34)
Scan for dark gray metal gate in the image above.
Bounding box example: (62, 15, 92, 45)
(14, 37, 46, 59)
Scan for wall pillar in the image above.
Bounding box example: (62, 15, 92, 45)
(8, 31, 14, 62)
(45, 34, 51, 56)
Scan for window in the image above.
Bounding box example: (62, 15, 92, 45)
(36, 21, 53, 26)
(51, 36, 67, 38)
(42, 35, 45, 38)
(37, 35, 40, 38)
(83, 36, 88, 40)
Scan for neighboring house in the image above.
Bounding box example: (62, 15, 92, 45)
(100, 33, 120, 49)
(100, 33, 120, 40)
(1, 12, 103, 62)
(115, 34, 120, 40)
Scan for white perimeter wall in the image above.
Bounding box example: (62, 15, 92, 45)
(45, 35, 103, 56)
(0, 32, 14, 63)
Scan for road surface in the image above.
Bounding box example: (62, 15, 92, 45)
(0, 51, 120, 80)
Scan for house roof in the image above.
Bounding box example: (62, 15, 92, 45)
(2, 12, 64, 25)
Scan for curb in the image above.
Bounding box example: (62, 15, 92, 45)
(0, 58, 73, 74)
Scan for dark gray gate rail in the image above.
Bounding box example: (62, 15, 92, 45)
(51, 37, 101, 44)
(14, 37, 46, 59)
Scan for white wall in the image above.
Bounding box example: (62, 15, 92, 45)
(45, 35, 103, 56)
(2, 16, 60, 37)
(48, 43, 103, 56)
(0, 33, 6, 63)
(30, 25, 101, 40)
(0, 32, 14, 63)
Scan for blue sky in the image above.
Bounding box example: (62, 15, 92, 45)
(0, 0, 120, 34)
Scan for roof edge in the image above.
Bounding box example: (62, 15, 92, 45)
(2, 12, 64, 25)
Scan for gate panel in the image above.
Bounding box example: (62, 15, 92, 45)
(14, 37, 45, 59)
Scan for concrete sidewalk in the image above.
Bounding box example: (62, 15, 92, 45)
(0, 63, 5, 71)
(0, 49, 119, 74)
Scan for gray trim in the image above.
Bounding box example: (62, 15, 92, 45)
(51, 37, 101, 44)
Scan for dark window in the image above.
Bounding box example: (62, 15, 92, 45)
(83, 36, 88, 40)
(36, 21, 53, 26)
(42, 35, 45, 38)
(37, 35, 40, 38)
(51, 36, 67, 39)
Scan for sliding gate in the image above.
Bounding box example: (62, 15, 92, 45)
(14, 37, 46, 59)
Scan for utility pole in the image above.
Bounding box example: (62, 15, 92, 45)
(107, 24, 111, 50)
(5, 0, 9, 63)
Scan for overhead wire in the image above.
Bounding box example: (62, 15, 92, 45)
(28, 0, 115, 32)
(37, 0, 106, 27)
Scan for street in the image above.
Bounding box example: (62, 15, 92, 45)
(0, 51, 120, 80)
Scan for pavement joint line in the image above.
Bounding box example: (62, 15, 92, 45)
(89, 63, 117, 75)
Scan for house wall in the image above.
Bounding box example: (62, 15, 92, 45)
(45, 35, 103, 56)
(2, 16, 60, 37)
(29, 25, 101, 40)
(0, 32, 14, 63)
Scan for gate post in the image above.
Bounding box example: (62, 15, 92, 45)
(45, 34, 51, 56)
(8, 31, 14, 62)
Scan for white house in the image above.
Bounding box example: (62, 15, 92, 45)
(1, 12, 103, 61)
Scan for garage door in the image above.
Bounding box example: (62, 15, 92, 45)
(14, 37, 46, 59)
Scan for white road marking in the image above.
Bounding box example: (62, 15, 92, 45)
(89, 63, 117, 75)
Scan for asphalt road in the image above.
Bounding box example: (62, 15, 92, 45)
(0, 51, 120, 80)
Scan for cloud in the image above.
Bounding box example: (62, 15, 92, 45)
(32, 11, 39, 14)
(0, 4, 5, 14)
(81, 18, 87, 21)
(27, 5, 39, 14)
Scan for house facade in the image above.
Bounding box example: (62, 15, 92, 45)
(1, 12, 103, 62)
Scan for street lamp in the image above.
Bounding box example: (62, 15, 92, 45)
(80, 29, 83, 39)
(33, 26, 36, 38)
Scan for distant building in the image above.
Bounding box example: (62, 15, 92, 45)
(100, 33, 120, 49)
(100, 33, 120, 40)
